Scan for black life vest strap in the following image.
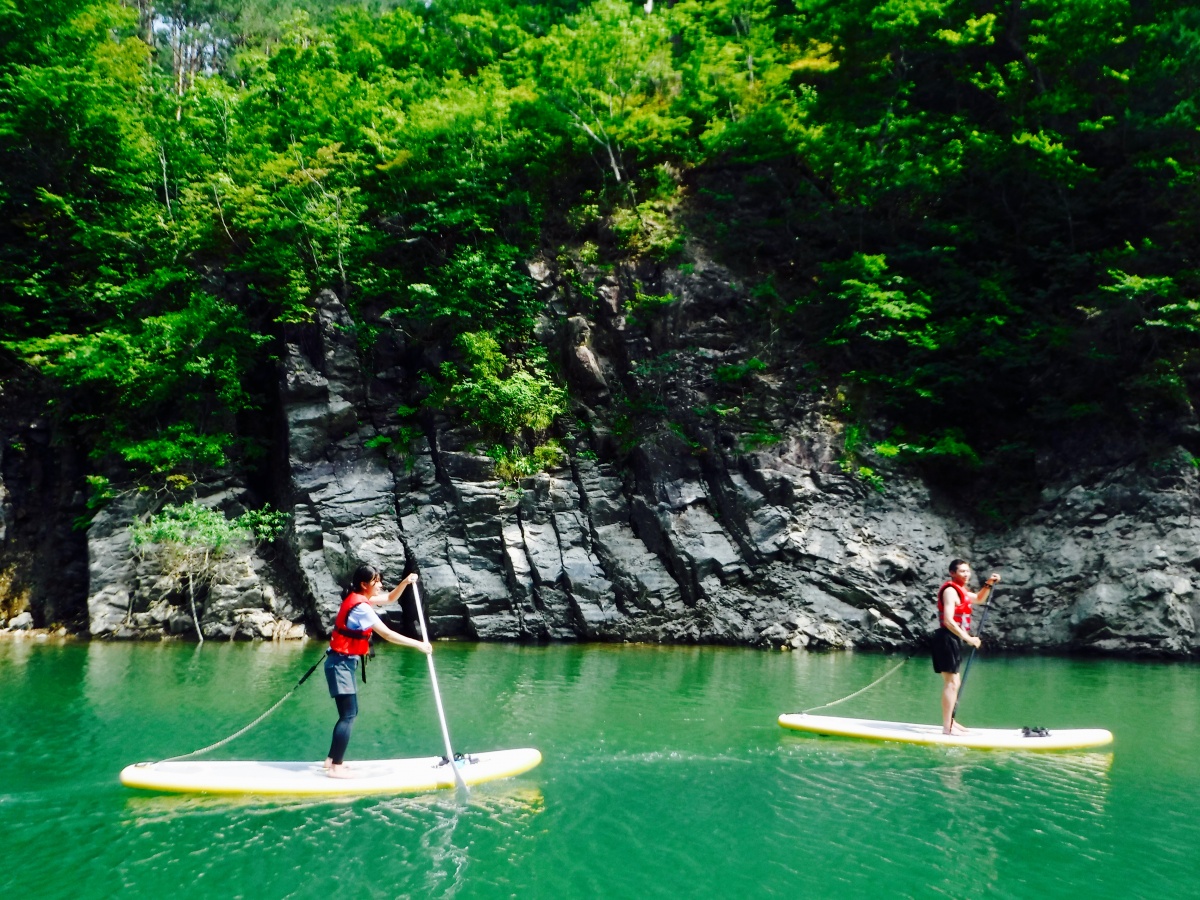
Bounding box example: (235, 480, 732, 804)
(333, 623, 373, 640)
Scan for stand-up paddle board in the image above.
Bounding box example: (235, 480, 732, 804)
(778, 714, 1112, 751)
(120, 748, 542, 796)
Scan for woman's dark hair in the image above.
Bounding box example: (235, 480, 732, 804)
(351, 564, 381, 592)
(948, 558, 968, 575)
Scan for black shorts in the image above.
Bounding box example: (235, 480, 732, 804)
(930, 627, 963, 674)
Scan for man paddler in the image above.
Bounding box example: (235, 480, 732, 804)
(932, 559, 1000, 735)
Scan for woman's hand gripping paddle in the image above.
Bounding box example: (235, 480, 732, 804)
(412, 580, 469, 795)
(951, 582, 998, 728)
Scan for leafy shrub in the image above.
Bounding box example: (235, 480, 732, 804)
(131, 501, 288, 553)
(442, 332, 567, 436)
(131, 500, 288, 642)
(625, 286, 675, 325)
(610, 198, 685, 259)
(714, 358, 768, 383)
(488, 440, 566, 483)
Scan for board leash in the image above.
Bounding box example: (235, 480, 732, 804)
(801, 651, 916, 715)
(147, 653, 327, 765)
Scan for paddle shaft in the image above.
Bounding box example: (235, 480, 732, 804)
(951, 584, 997, 724)
(412, 581, 469, 793)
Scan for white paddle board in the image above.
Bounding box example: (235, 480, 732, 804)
(779, 714, 1112, 751)
(120, 748, 542, 796)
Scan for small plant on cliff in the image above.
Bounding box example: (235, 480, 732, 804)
(437, 331, 567, 437)
(625, 285, 675, 326)
(714, 358, 768, 383)
(487, 440, 567, 484)
(131, 502, 288, 643)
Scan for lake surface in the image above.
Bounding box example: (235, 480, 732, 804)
(1, 639, 1196, 899)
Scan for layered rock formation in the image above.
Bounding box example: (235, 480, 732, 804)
(260, 274, 1198, 656)
(4, 262, 1198, 656)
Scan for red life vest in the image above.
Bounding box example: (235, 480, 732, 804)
(937, 580, 971, 632)
(329, 592, 373, 656)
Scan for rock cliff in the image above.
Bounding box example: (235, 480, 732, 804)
(3, 261, 1198, 656)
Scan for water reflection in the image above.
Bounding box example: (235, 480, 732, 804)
(771, 740, 1113, 897)
(122, 783, 545, 825)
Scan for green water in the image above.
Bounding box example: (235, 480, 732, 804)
(1, 640, 1197, 899)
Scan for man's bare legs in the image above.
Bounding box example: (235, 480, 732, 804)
(941, 672, 968, 734)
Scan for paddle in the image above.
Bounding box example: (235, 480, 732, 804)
(411, 580, 469, 795)
(951, 581, 998, 727)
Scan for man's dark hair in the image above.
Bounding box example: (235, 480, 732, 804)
(948, 558, 968, 575)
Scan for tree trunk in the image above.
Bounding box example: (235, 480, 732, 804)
(188, 570, 204, 644)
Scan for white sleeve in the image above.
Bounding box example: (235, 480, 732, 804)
(346, 603, 385, 632)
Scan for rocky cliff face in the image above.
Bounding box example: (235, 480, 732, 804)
(85, 484, 306, 641)
(0, 377, 89, 632)
(4, 262, 1198, 656)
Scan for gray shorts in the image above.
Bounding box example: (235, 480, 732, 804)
(324, 652, 359, 696)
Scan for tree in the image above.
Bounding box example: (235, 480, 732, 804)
(130, 500, 287, 642)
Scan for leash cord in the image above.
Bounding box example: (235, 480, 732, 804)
(151, 653, 326, 765)
(802, 651, 916, 715)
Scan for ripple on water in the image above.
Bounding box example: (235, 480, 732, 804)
(110, 780, 548, 900)
(4, 643, 1199, 899)
(763, 739, 1115, 897)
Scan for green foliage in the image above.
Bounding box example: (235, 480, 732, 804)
(131, 500, 287, 552)
(856, 466, 885, 493)
(441, 332, 567, 437)
(110, 427, 234, 474)
(693, 403, 741, 418)
(130, 499, 287, 639)
(8, 293, 266, 472)
(873, 431, 980, 465)
(667, 421, 703, 452)
(84, 475, 116, 511)
(487, 440, 566, 484)
(823, 255, 935, 349)
(610, 197, 685, 259)
(235, 505, 290, 543)
(738, 422, 781, 453)
(714, 358, 767, 383)
(3, 0, 1200, 499)
(625, 285, 675, 325)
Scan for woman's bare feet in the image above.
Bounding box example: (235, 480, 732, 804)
(326, 763, 356, 779)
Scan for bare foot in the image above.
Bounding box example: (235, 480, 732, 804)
(326, 763, 356, 779)
(951, 723, 969, 735)
(322, 757, 332, 770)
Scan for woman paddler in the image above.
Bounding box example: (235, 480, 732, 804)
(324, 564, 432, 777)
(932, 559, 1000, 735)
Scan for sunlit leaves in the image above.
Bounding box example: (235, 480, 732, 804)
(442, 331, 568, 436)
